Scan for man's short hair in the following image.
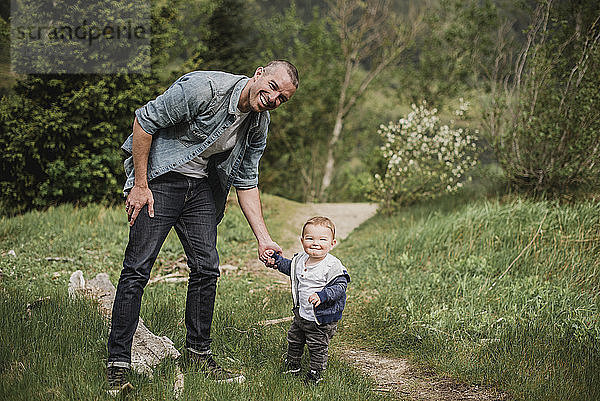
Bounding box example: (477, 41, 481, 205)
(264, 60, 299, 88)
(302, 216, 336, 239)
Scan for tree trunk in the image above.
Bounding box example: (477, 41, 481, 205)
(319, 112, 345, 200)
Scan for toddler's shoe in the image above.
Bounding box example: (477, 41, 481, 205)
(282, 359, 301, 375)
(304, 369, 323, 385)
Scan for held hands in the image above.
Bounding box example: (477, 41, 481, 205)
(308, 293, 321, 307)
(259, 240, 282, 268)
(260, 249, 278, 269)
(126, 185, 154, 226)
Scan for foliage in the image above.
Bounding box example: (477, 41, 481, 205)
(0, 0, 347, 207)
(189, 0, 257, 75)
(0, 76, 148, 211)
(0, 0, 181, 213)
(370, 100, 478, 213)
(484, 0, 600, 195)
(398, 0, 502, 104)
(4, 0, 585, 209)
(255, 5, 343, 202)
(0, 16, 12, 97)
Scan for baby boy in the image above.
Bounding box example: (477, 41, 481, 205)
(261, 216, 350, 384)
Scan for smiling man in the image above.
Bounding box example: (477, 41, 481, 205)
(106, 60, 298, 393)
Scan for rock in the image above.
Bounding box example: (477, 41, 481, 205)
(69, 270, 183, 394)
(68, 270, 86, 297)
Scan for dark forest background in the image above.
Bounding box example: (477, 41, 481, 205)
(1, 0, 598, 213)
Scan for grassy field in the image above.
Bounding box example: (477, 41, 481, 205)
(340, 193, 600, 401)
(1, 190, 599, 400)
(0, 194, 386, 401)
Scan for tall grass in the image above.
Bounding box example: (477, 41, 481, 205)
(339, 195, 600, 400)
(0, 195, 388, 400)
(3, 189, 599, 400)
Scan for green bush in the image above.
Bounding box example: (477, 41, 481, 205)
(0, 0, 181, 213)
(0, 75, 160, 212)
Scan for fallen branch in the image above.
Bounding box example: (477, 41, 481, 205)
(148, 272, 188, 285)
(488, 211, 548, 291)
(257, 316, 293, 326)
(148, 264, 239, 286)
(46, 257, 75, 262)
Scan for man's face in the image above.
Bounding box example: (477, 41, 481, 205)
(247, 66, 296, 112)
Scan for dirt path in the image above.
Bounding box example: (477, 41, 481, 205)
(337, 347, 508, 400)
(287, 202, 379, 252)
(255, 202, 509, 401)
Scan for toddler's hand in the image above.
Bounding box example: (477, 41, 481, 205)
(308, 293, 321, 307)
(260, 249, 277, 268)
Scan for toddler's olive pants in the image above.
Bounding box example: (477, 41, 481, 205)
(287, 309, 337, 371)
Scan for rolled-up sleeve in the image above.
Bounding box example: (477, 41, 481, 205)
(135, 73, 214, 135)
(317, 276, 348, 303)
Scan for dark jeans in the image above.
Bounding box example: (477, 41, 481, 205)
(107, 173, 220, 367)
(287, 309, 337, 371)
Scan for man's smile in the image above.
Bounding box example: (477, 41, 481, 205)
(259, 92, 274, 109)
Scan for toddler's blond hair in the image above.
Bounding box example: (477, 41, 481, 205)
(302, 216, 336, 239)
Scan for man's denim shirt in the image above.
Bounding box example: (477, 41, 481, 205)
(121, 71, 270, 222)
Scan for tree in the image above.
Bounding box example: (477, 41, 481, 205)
(318, 0, 424, 201)
(255, 5, 343, 201)
(400, 0, 501, 104)
(483, 0, 600, 194)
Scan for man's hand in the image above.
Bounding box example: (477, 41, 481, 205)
(260, 249, 276, 268)
(126, 185, 154, 226)
(308, 293, 321, 307)
(259, 241, 282, 268)
(127, 117, 154, 227)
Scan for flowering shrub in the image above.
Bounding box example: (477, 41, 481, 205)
(370, 100, 478, 212)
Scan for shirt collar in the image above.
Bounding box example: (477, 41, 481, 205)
(229, 77, 250, 114)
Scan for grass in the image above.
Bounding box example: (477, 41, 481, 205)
(337, 193, 600, 401)
(2, 187, 599, 400)
(0, 194, 388, 401)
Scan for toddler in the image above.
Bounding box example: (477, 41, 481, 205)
(262, 216, 350, 384)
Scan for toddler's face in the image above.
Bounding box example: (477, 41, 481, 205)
(300, 224, 336, 260)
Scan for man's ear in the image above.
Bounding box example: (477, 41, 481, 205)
(331, 239, 337, 248)
(253, 66, 264, 80)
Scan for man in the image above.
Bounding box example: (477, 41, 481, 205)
(107, 60, 298, 392)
